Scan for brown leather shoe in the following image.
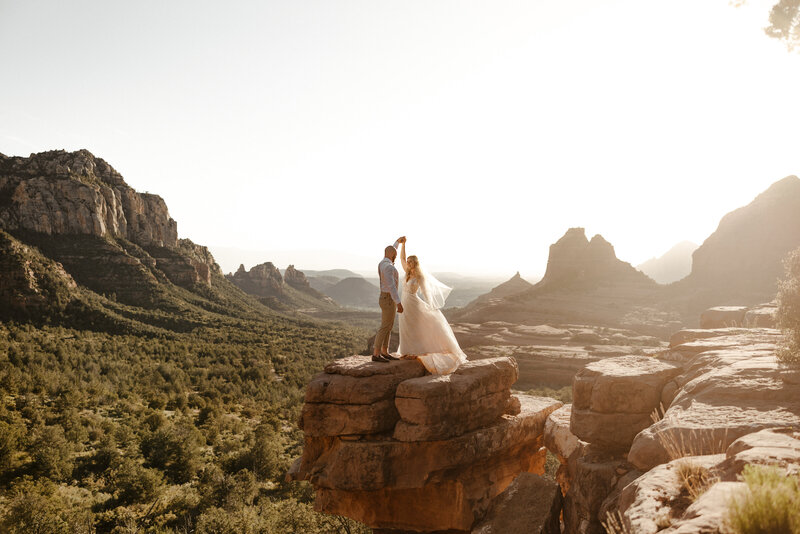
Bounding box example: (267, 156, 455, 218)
(371, 354, 389, 363)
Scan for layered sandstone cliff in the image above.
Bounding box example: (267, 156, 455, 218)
(0, 149, 177, 248)
(0, 150, 228, 313)
(290, 355, 563, 532)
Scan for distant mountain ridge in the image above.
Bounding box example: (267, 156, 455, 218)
(680, 176, 800, 299)
(452, 176, 800, 332)
(637, 241, 698, 285)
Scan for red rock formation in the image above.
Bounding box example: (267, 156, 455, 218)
(0, 150, 178, 248)
(227, 262, 284, 298)
(290, 355, 562, 532)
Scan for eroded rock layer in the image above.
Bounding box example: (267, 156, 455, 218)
(291, 355, 563, 532)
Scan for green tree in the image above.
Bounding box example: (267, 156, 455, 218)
(141, 419, 204, 483)
(107, 457, 165, 505)
(245, 423, 285, 481)
(0, 420, 21, 473)
(30, 425, 74, 482)
(2, 480, 93, 534)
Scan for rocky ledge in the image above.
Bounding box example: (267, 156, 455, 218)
(289, 355, 563, 533)
(544, 320, 800, 533)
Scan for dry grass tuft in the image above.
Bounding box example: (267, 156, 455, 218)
(675, 459, 714, 502)
(650, 402, 666, 424)
(602, 510, 632, 534)
(657, 428, 728, 461)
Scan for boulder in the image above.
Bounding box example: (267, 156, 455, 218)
(299, 399, 399, 437)
(300, 357, 426, 437)
(699, 306, 747, 329)
(544, 404, 585, 463)
(744, 303, 777, 328)
(570, 355, 681, 450)
(615, 454, 725, 534)
(563, 445, 639, 534)
(719, 428, 800, 478)
(393, 357, 519, 441)
(471, 473, 562, 534)
(306, 360, 426, 405)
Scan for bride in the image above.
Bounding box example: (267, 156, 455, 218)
(397, 238, 468, 375)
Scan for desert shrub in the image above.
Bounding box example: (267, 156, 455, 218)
(777, 247, 800, 364)
(107, 457, 164, 505)
(241, 422, 286, 481)
(525, 384, 573, 403)
(727, 464, 800, 534)
(0, 420, 22, 473)
(2, 480, 93, 534)
(544, 450, 561, 481)
(30, 425, 74, 482)
(140, 419, 204, 483)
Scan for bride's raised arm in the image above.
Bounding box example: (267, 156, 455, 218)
(400, 240, 408, 272)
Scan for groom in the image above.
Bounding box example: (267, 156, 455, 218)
(373, 236, 406, 362)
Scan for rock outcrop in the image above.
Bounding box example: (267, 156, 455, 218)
(449, 229, 668, 334)
(542, 311, 800, 533)
(627, 327, 800, 471)
(617, 428, 800, 533)
(543, 354, 679, 534)
(290, 355, 563, 532)
(227, 262, 337, 311)
(471, 472, 562, 534)
(0, 229, 77, 317)
(228, 262, 284, 298)
(571, 356, 681, 450)
(0, 150, 177, 248)
(284, 265, 310, 289)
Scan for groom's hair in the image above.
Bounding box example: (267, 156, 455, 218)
(384, 246, 397, 259)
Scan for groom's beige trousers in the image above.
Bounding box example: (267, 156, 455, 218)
(375, 292, 396, 353)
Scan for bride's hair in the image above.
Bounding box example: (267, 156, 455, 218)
(406, 255, 420, 282)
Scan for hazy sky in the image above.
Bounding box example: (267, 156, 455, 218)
(2, 0, 799, 277)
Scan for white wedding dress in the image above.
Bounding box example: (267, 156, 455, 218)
(398, 266, 467, 375)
